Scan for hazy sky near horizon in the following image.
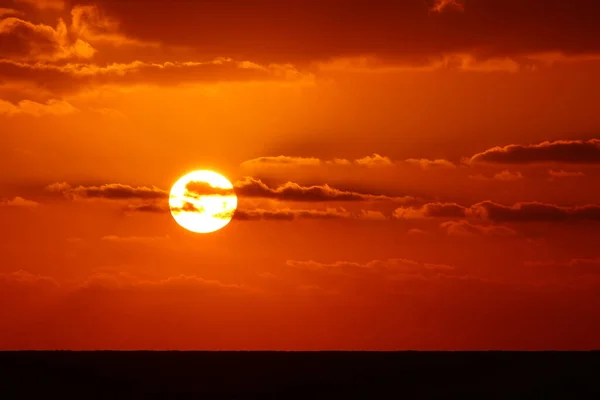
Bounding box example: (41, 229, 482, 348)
(1, 0, 600, 350)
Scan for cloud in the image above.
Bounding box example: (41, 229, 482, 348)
(240, 154, 389, 169)
(51, 178, 413, 205)
(548, 170, 585, 179)
(0, 196, 38, 207)
(440, 220, 518, 237)
(124, 203, 168, 213)
(467, 139, 600, 165)
(430, 0, 465, 14)
(471, 201, 600, 223)
(0, 8, 23, 17)
(229, 208, 352, 221)
(100, 235, 170, 243)
(393, 202, 468, 220)
(316, 54, 523, 74)
(233, 177, 414, 203)
(0, 58, 311, 96)
(469, 170, 524, 181)
(287, 258, 456, 281)
(0, 98, 78, 117)
(70, 5, 158, 48)
(185, 181, 235, 197)
(126, 202, 386, 222)
(46, 182, 168, 200)
(354, 154, 393, 167)
(77, 271, 250, 293)
(0, 270, 59, 289)
(241, 154, 457, 171)
(240, 156, 323, 168)
(404, 159, 456, 169)
(237, 208, 388, 221)
(13, 0, 65, 10)
(1, 4, 154, 64)
(393, 200, 600, 224)
(525, 258, 600, 274)
(0, 17, 96, 61)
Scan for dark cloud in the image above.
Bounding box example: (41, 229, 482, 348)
(0, 270, 60, 290)
(0, 58, 309, 97)
(0, 17, 95, 62)
(124, 202, 366, 221)
(471, 201, 600, 222)
(548, 170, 586, 178)
(393, 202, 468, 219)
(404, 158, 456, 169)
(228, 208, 353, 221)
(91, 0, 600, 64)
(469, 170, 524, 181)
(185, 181, 235, 197)
(124, 203, 168, 213)
(234, 177, 413, 203)
(46, 182, 168, 200)
(286, 258, 458, 283)
(468, 139, 600, 165)
(394, 200, 600, 224)
(525, 258, 600, 275)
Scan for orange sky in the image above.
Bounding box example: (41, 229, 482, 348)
(1, 0, 600, 350)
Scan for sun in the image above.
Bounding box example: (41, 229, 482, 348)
(169, 170, 238, 233)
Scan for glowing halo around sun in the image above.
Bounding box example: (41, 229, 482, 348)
(169, 170, 238, 233)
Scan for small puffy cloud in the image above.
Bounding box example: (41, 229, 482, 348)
(393, 202, 468, 220)
(404, 158, 456, 169)
(0, 196, 39, 207)
(493, 170, 524, 181)
(470, 170, 524, 181)
(468, 139, 600, 165)
(440, 220, 518, 237)
(101, 235, 170, 243)
(430, 0, 465, 13)
(354, 153, 394, 167)
(359, 210, 387, 220)
(240, 156, 323, 168)
(548, 170, 585, 179)
(0, 98, 78, 117)
(124, 203, 168, 213)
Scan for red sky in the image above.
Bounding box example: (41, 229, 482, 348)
(1, 0, 600, 350)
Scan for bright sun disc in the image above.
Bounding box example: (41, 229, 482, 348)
(169, 170, 238, 233)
